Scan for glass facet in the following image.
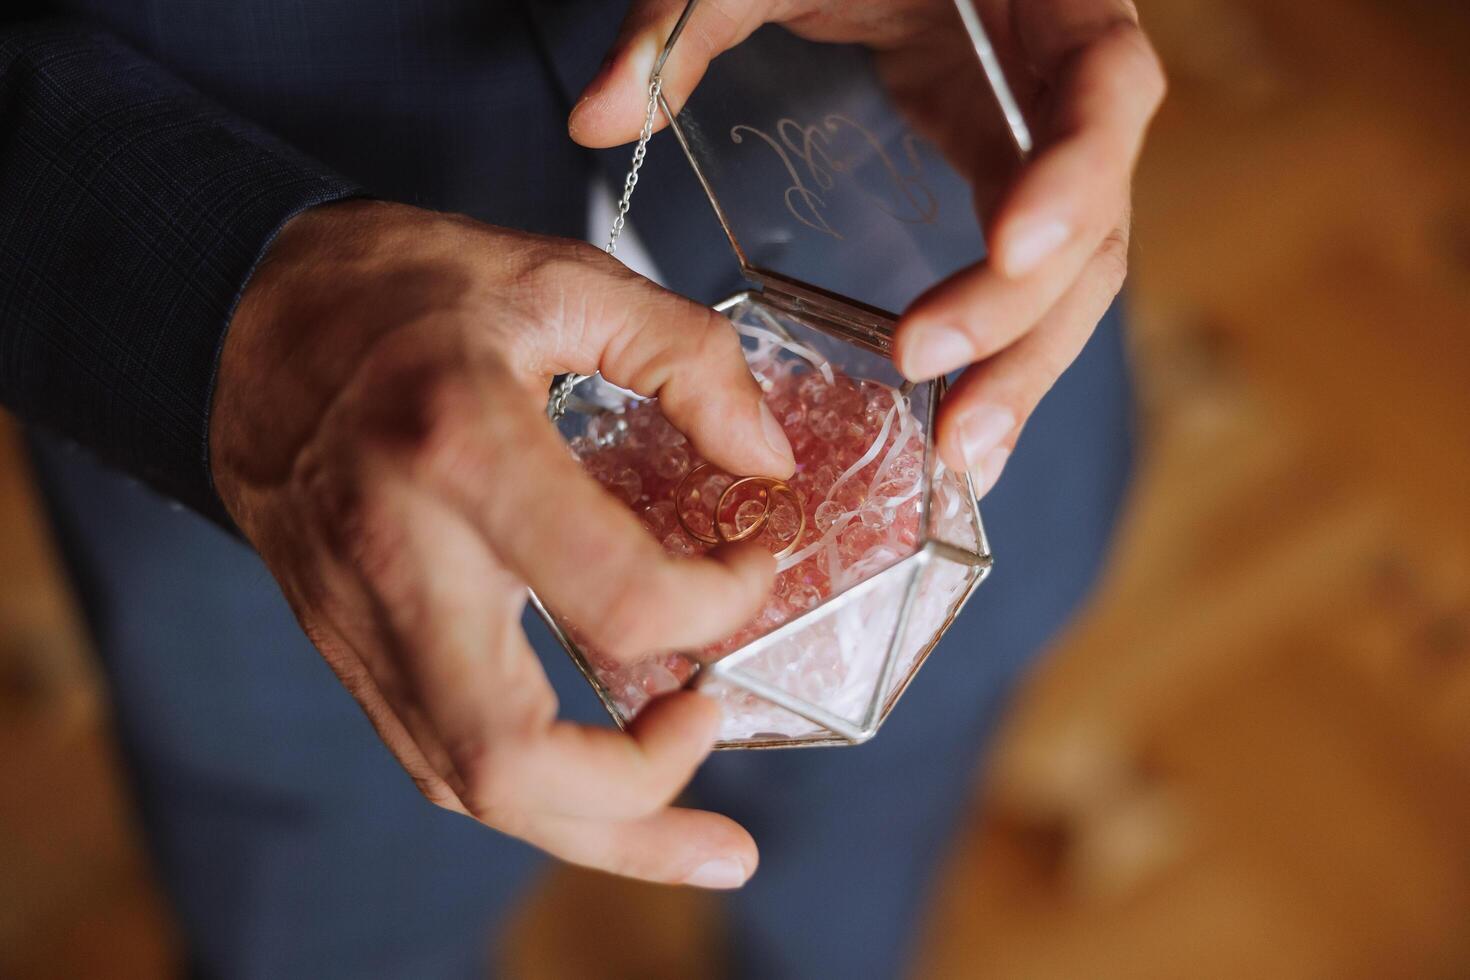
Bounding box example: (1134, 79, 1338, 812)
(664, 22, 1017, 319)
(534, 296, 990, 749)
(532, 4, 1013, 747)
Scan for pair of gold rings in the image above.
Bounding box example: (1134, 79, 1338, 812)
(674, 462, 807, 560)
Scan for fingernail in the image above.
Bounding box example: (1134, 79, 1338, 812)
(972, 446, 1011, 498)
(958, 405, 1016, 473)
(759, 401, 795, 467)
(685, 857, 748, 889)
(1004, 218, 1070, 277)
(903, 323, 973, 380)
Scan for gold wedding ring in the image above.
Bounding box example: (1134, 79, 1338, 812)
(765, 481, 807, 561)
(674, 461, 805, 557)
(674, 462, 727, 545)
(713, 475, 777, 543)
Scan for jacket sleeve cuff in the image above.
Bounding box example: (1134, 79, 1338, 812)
(0, 21, 363, 526)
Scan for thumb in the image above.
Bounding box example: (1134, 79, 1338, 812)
(569, 0, 771, 148)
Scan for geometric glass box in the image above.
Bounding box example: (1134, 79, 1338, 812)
(532, 0, 1024, 748)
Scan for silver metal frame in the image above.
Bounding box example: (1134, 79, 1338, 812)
(655, 0, 1030, 339)
(532, 0, 1019, 749)
(953, 0, 1034, 158)
(532, 293, 993, 750)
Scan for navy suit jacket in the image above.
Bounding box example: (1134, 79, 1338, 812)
(1, 1, 1128, 532)
(0, 0, 707, 523)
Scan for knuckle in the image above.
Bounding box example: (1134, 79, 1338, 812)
(358, 346, 473, 467)
(631, 312, 709, 395)
(293, 444, 361, 549)
(600, 853, 653, 882)
(371, 376, 487, 491)
(605, 296, 716, 399)
(514, 241, 633, 367)
(695, 309, 745, 367)
(517, 240, 613, 308)
(351, 329, 484, 476)
(407, 376, 484, 481)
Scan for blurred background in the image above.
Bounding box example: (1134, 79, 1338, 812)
(2, 0, 1468, 975)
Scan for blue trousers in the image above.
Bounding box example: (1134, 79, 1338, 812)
(30, 303, 1131, 979)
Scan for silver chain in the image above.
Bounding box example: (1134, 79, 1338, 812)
(548, 75, 665, 422)
(607, 74, 663, 257)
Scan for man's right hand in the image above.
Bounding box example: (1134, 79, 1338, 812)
(209, 200, 796, 888)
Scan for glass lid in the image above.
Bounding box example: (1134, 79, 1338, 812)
(657, 0, 1029, 331)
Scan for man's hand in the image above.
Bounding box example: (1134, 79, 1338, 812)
(211, 200, 797, 888)
(570, 0, 1165, 497)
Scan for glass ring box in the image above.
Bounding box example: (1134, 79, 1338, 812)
(532, 0, 1026, 748)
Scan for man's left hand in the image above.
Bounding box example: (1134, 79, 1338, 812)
(570, 0, 1165, 497)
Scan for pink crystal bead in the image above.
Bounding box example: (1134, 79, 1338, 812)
(567, 435, 597, 460)
(662, 530, 698, 556)
(873, 477, 917, 504)
(784, 582, 822, 612)
(586, 413, 626, 446)
(839, 523, 885, 561)
(812, 463, 842, 494)
(567, 350, 951, 738)
(699, 471, 733, 503)
(639, 663, 682, 697)
(766, 496, 802, 541)
(797, 372, 829, 405)
(653, 445, 691, 480)
(887, 453, 922, 487)
(808, 407, 843, 442)
(831, 480, 866, 512)
(605, 466, 642, 506)
(823, 379, 863, 417)
(813, 500, 845, 533)
(733, 498, 766, 536)
(777, 400, 806, 430)
(642, 500, 678, 538)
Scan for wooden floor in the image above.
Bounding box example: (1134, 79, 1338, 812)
(2, 0, 1468, 976)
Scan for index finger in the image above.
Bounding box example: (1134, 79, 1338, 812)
(895, 8, 1164, 379)
(989, 2, 1165, 277)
